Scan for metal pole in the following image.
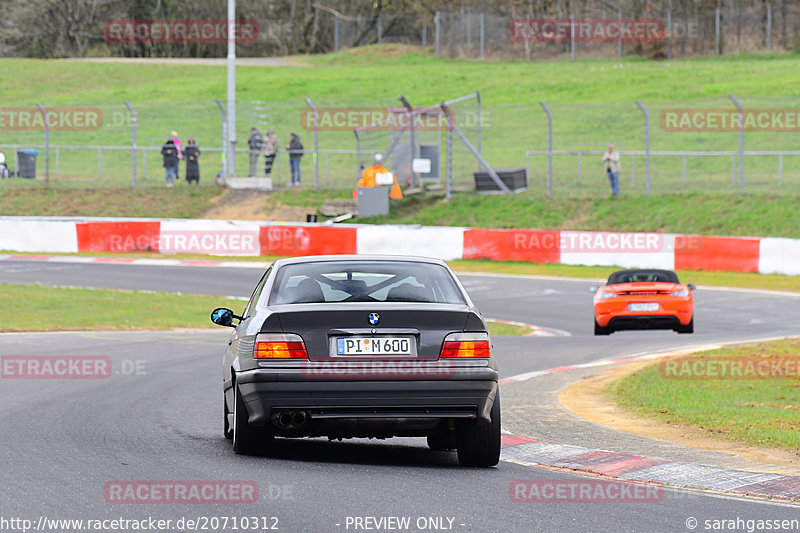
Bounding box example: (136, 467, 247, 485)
(422, 25, 427, 48)
(715, 7, 721, 56)
(617, 10, 622, 60)
(435, 11, 440, 57)
(377, 14, 382, 44)
(667, 7, 672, 60)
(442, 103, 509, 192)
(227, 0, 237, 177)
(399, 96, 415, 188)
(729, 94, 744, 195)
(476, 91, 482, 157)
(305, 97, 320, 188)
(36, 104, 49, 185)
(216, 98, 227, 179)
(636, 100, 651, 196)
(124, 100, 137, 188)
(446, 119, 453, 200)
(480, 13, 485, 59)
(466, 11, 471, 51)
(570, 18, 576, 61)
(767, 4, 772, 50)
(682, 155, 687, 186)
(334, 16, 339, 52)
(540, 101, 553, 197)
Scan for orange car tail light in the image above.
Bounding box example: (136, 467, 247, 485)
(254, 334, 308, 359)
(440, 333, 491, 358)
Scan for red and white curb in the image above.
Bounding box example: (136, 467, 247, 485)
(499, 339, 800, 502)
(486, 318, 570, 337)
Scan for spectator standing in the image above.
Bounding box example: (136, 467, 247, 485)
(184, 138, 200, 185)
(603, 144, 621, 196)
(261, 129, 279, 177)
(247, 127, 263, 177)
(161, 139, 179, 188)
(170, 130, 182, 180)
(286, 133, 304, 186)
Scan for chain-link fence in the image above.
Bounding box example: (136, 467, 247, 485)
(2, 95, 799, 194)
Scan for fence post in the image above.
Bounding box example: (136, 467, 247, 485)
(446, 117, 453, 200)
(377, 14, 382, 44)
(729, 94, 744, 195)
(570, 18, 576, 61)
(767, 4, 772, 50)
(422, 25, 427, 48)
(540, 101, 553, 197)
(617, 10, 622, 59)
(635, 100, 651, 196)
(435, 12, 440, 57)
(36, 104, 50, 185)
(215, 98, 227, 179)
(476, 91, 482, 157)
(466, 11, 471, 51)
(334, 15, 339, 52)
(124, 100, 137, 188)
(399, 96, 416, 188)
(666, 7, 672, 60)
(304, 97, 320, 189)
(715, 7, 721, 56)
(480, 13, 485, 59)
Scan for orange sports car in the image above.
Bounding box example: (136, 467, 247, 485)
(592, 269, 694, 335)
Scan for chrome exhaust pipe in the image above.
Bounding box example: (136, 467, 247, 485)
(272, 410, 309, 429)
(277, 412, 293, 428)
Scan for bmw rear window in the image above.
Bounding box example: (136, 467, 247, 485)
(269, 262, 467, 305)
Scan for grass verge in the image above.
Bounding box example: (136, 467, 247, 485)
(0, 283, 531, 336)
(0, 284, 244, 331)
(607, 339, 800, 450)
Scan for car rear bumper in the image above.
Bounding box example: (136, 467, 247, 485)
(233, 366, 498, 437)
(607, 314, 685, 331)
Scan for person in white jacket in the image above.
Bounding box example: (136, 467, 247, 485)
(603, 145, 621, 196)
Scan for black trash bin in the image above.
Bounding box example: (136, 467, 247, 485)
(16, 150, 39, 179)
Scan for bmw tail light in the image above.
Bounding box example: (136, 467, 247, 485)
(254, 334, 308, 359)
(440, 332, 491, 358)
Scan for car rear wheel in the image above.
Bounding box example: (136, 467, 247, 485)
(676, 317, 694, 334)
(594, 319, 612, 336)
(232, 382, 272, 455)
(456, 395, 501, 467)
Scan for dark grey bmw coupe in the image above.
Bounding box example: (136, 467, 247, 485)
(211, 255, 500, 466)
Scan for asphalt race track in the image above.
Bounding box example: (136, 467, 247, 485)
(1, 258, 799, 532)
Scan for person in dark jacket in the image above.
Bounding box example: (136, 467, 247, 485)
(184, 138, 200, 185)
(161, 139, 179, 188)
(286, 133, 304, 186)
(247, 127, 263, 177)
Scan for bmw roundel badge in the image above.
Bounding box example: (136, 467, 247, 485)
(368, 313, 380, 326)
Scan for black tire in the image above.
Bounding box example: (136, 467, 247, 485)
(427, 432, 457, 451)
(232, 383, 270, 455)
(223, 393, 233, 440)
(594, 319, 612, 336)
(456, 394, 501, 467)
(677, 317, 694, 334)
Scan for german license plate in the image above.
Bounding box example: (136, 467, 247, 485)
(336, 337, 412, 356)
(629, 302, 659, 312)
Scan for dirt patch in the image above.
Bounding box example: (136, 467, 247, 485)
(559, 361, 800, 475)
(202, 190, 310, 221)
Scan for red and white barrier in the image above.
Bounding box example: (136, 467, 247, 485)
(0, 217, 788, 275)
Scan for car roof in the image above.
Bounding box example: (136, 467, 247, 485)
(271, 255, 449, 268)
(607, 269, 680, 285)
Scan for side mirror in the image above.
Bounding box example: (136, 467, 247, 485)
(211, 307, 240, 327)
(589, 286, 599, 293)
(687, 284, 696, 291)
